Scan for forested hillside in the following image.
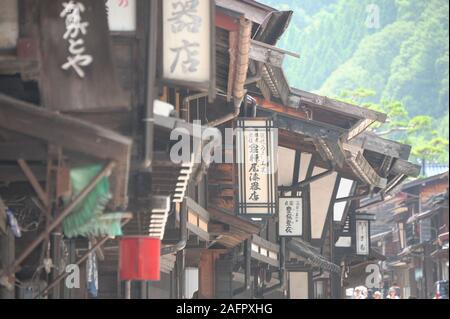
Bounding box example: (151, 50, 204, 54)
(261, 0, 449, 163)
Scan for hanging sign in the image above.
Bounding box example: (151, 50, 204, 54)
(355, 219, 369, 255)
(279, 197, 302, 237)
(106, 0, 136, 32)
(39, 0, 128, 111)
(162, 0, 215, 100)
(236, 119, 278, 217)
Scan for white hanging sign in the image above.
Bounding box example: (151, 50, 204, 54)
(162, 0, 213, 88)
(279, 197, 302, 237)
(106, 0, 136, 32)
(236, 119, 278, 216)
(356, 219, 369, 255)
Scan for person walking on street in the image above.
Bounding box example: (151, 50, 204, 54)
(386, 287, 399, 299)
(373, 291, 383, 299)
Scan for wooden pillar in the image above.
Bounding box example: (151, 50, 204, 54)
(176, 249, 185, 299)
(423, 243, 435, 299)
(198, 250, 224, 299)
(330, 221, 341, 299)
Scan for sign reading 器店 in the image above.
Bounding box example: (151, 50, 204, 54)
(162, 0, 216, 101)
(236, 119, 278, 217)
(279, 197, 302, 237)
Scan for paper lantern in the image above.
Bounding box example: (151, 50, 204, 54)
(119, 236, 160, 281)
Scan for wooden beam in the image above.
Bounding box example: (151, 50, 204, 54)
(0, 59, 39, 77)
(251, 235, 279, 254)
(186, 197, 210, 222)
(262, 65, 290, 106)
(346, 132, 411, 160)
(290, 88, 387, 123)
(215, 10, 240, 31)
(17, 159, 49, 208)
(90, 237, 105, 261)
(345, 118, 376, 141)
(347, 151, 387, 188)
(0, 94, 132, 162)
(209, 208, 260, 234)
(215, 0, 269, 25)
(0, 94, 131, 208)
(254, 96, 308, 120)
(249, 40, 295, 68)
(187, 223, 210, 242)
(390, 159, 421, 177)
(257, 107, 344, 141)
(209, 223, 230, 236)
(313, 138, 346, 169)
(250, 250, 279, 268)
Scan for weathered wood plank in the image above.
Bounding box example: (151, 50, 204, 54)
(186, 197, 210, 222)
(257, 106, 345, 140)
(249, 40, 287, 68)
(0, 94, 132, 162)
(209, 222, 229, 236)
(208, 208, 260, 234)
(251, 234, 279, 253)
(346, 132, 411, 160)
(187, 223, 210, 242)
(0, 58, 39, 77)
(263, 65, 290, 106)
(291, 87, 387, 123)
(0, 94, 132, 208)
(390, 159, 421, 177)
(254, 96, 308, 120)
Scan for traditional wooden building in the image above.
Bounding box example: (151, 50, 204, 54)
(1, 0, 421, 299)
(369, 171, 449, 299)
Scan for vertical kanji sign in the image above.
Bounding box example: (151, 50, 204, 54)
(162, 0, 215, 100)
(279, 197, 302, 237)
(356, 219, 369, 256)
(236, 119, 278, 217)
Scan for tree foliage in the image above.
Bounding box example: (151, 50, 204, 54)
(337, 89, 449, 163)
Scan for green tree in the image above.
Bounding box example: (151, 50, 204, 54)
(337, 89, 449, 163)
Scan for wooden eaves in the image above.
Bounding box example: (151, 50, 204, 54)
(287, 238, 341, 273)
(290, 87, 387, 138)
(256, 104, 420, 190)
(0, 93, 132, 208)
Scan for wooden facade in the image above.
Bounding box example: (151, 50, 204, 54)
(369, 172, 449, 299)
